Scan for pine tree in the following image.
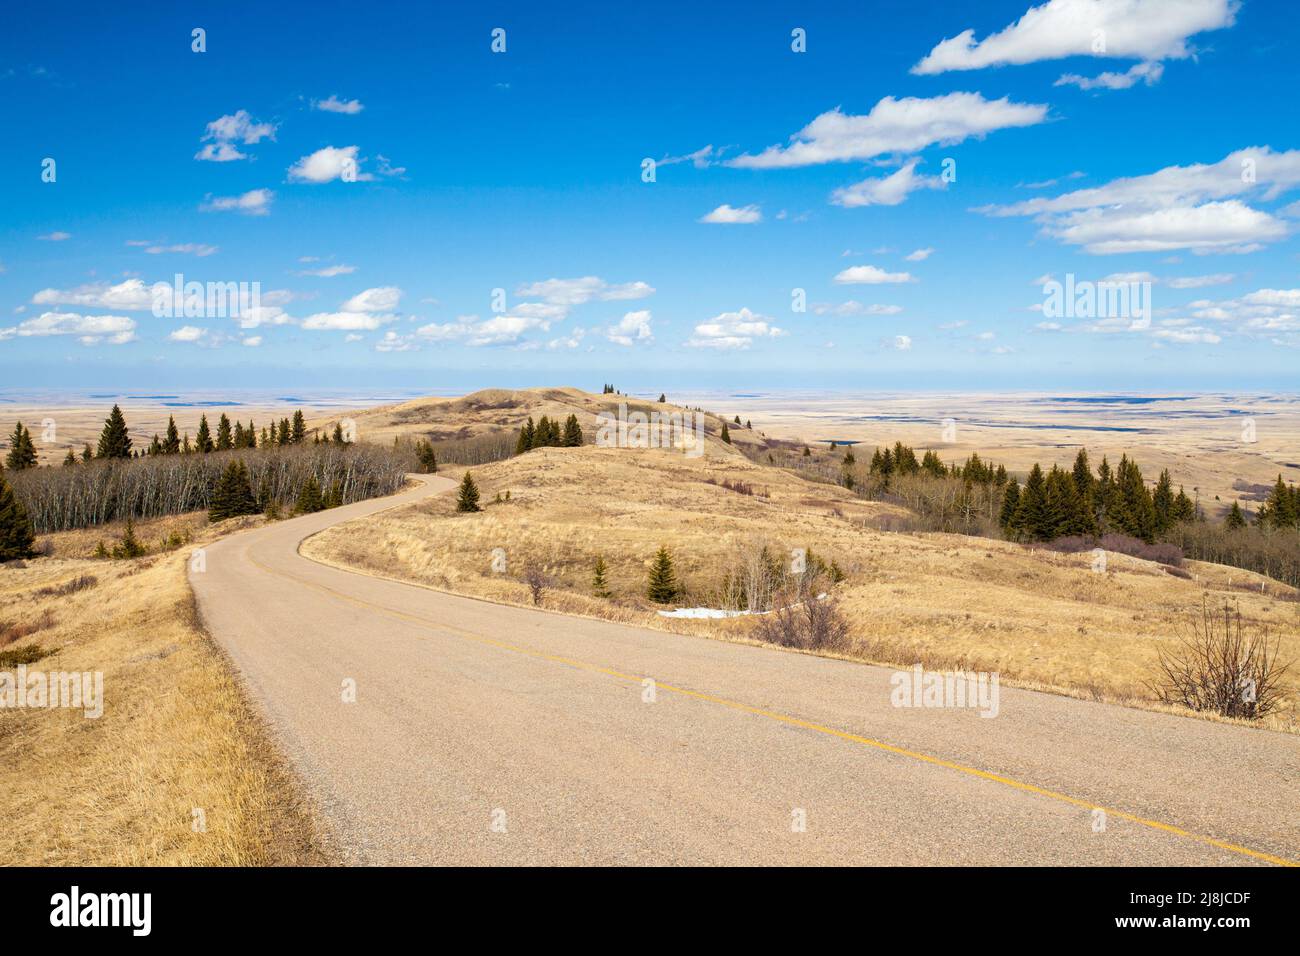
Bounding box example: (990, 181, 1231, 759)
(158, 416, 178, 455)
(456, 472, 481, 513)
(1172, 486, 1196, 524)
(279, 417, 292, 446)
(5, 422, 37, 470)
(720, 421, 731, 444)
(245, 421, 257, 448)
(81, 444, 93, 462)
(209, 461, 258, 520)
(1261, 474, 1298, 529)
(216, 413, 233, 451)
(182, 433, 192, 454)
(562, 414, 583, 447)
(1152, 468, 1175, 536)
(802, 446, 811, 457)
(657, 393, 666, 403)
(95, 405, 132, 459)
(111, 517, 148, 559)
(1225, 500, 1247, 530)
(195, 414, 214, 453)
(415, 440, 438, 473)
(0, 466, 37, 560)
(1113, 455, 1156, 543)
(646, 546, 679, 604)
(296, 476, 325, 514)
(332, 422, 345, 444)
(147, 434, 162, 456)
(63, 448, 77, 467)
(291, 410, 306, 444)
(325, 480, 343, 509)
(1042, 466, 1077, 540)
(592, 555, 611, 599)
(1014, 464, 1049, 540)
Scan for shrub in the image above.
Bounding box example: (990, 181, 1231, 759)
(522, 564, 548, 606)
(1151, 599, 1293, 720)
(752, 575, 850, 652)
(32, 574, 97, 598)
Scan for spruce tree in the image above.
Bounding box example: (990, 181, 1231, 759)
(562, 414, 583, 447)
(720, 421, 731, 444)
(81, 444, 93, 462)
(195, 414, 214, 453)
(332, 422, 344, 444)
(657, 393, 666, 403)
(279, 417, 292, 446)
(111, 518, 147, 559)
(5, 423, 37, 470)
(1225, 500, 1246, 530)
(415, 440, 438, 473)
(646, 546, 679, 604)
(216, 413, 233, 451)
(516, 418, 536, 454)
(63, 449, 77, 467)
(148, 434, 162, 456)
(1262, 475, 1298, 529)
(592, 555, 611, 599)
(325, 480, 343, 508)
(163, 416, 180, 454)
(0, 466, 37, 560)
(456, 472, 481, 513)
(1114, 455, 1156, 543)
(1014, 464, 1049, 540)
(97, 405, 132, 459)
(291, 410, 306, 444)
(209, 461, 258, 520)
(1152, 468, 1175, 535)
(999, 479, 1021, 535)
(296, 475, 325, 514)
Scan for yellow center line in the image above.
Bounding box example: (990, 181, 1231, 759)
(240, 543, 1295, 869)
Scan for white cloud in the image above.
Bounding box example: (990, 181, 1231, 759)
(832, 159, 945, 208)
(1166, 273, 1235, 288)
(201, 188, 273, 216)
(38, 231, 71, 241)
(235, 306, 295, 330)
(605, 310, 653, 346)
(889, 335, 913, 351)
(374, 330, 418, 352)
(294, 263, 356, 277)
(33, 278, 154, 311)
(728, 92, 1047, 169)
(980, 147, 1300, 254)
(658, 145, 716, 169)
(288, 145, 369, 183)
(812, 301, 904, 317)
(341, 286, 401, 312)
(314, 95, 364, 115)
(0, 311, 136, 345)
(144, 243, 218, 257)
(834, 265, 916, 284)
(687, 307, 784, 350)
(547, 328, 586, 350)
(196, 109, 276, 162)
(905, 247, 935, 261)
(699, 203, 762, 224)
(514, 277, 654, 307)
(241, 335, 262, 347)
(169, 325, 207, 342)
(416, 313, 553, 347)
(912, 0, 1238, 74)
(1056, 61, 1164, 91)
(301, 311, 396, 331)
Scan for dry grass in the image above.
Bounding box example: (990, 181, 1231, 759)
(0, 517, 328, 865)
(304, 444, 1300, 734)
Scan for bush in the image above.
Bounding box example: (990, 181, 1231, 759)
(1046, 532, 1182, 567)
(522, 564, 548, 606)
(752, 575, 850, 652)
(1151, 599, 1293, 720)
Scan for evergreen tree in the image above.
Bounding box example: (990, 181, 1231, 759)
(158, 416, 178, 454)
(415, 440, 438, 473)
(1172, 486, 1196, 524)
(733, 415, 742, 426)
(456, 472, 481, 513)
(63, 448, 77, 467)
(295, 476, 325, 514)
(1259, 474, 1298, 529)
(516, 418, 536, 454)
(1113, 455, 1156, 543)
(921, 450, 947, 478)
(1014, 464, 1049, 540)
(111, 518, 148, 559)
(81, 444, 93, 462)
(245, 420, 257, 448)
(209, 461, 258, 520)
(325, 480, 343, 509)
(278, 417, 292, 446)
(562, 414, 583, 447)
(332, 422, 345, 444)
(720, 421, 731, 444)
(1152, 468, 1175, 535)
(842, 446, 855, 467)
(148, 434, 162, 456)
(5, 422, 37, 470)
(0, 466, 37, 560)
(657, 393, 666, 403)
(291, 410, 306, 444)
(999, 478, 1021, 535)
(233, 421, 245, 448)
(216, 413, 233, 451)
(182, 433, 192, 454)
(195, 414, 214, 453)
(646, 546, 679, 604)
(802, 446, 811, 457)
(592, 555, 611, 599)
(1042, 466, 1077, 540)
(1225, 500, 1247, 530)
(1071, 449, 1094, 498)
(97, 405, 132, 459)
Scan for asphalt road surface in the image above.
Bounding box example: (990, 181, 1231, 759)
(190, 475, 1299, 866)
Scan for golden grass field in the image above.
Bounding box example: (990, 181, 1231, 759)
(0, 515, 327, 865)
(302, 437, 1300, 735)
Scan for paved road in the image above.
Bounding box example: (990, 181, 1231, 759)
(191, 475, 1299, 866)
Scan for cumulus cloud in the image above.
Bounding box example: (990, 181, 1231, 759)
(905, 247, 935, 261)
(912, 0, 1238, 75)
(979, 147, 1300, 254)
(834, 265, 916, 284)
(1056, 60, 1164, 90)
(0, 311, 136, 345)
(888, 335, 913, 351)
(288, 146, 368, 183)
(201, 188, 273, 216)
(832, 160, 946, 207)
(196, 109, 276, 162)
(514, 277, 654, 307)
(728, 92, 1047, 169)
(416, 313, 552, 347)
(699, 203, 762, 223)
(341, 287, 401, 312)
(301, 311, 395, 331)
(33, 279, 154, 311)
(374, 330, 418, 352)
(687, 307, 784, 350)
(605, 310, 653, 346)
(314, 95, 364, 114)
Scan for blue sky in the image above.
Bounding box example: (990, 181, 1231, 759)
(2, 0, 1297, 392)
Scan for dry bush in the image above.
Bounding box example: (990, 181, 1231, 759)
(751, 573, 850, 651)
(429, 431, 518, 466)
(522, 563, 549, 606)
(1151, 599, 1293, 719)
(32, 574, 98, 598)
(1049, 533, 1183, 567)
(0, 609, 56, 647)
